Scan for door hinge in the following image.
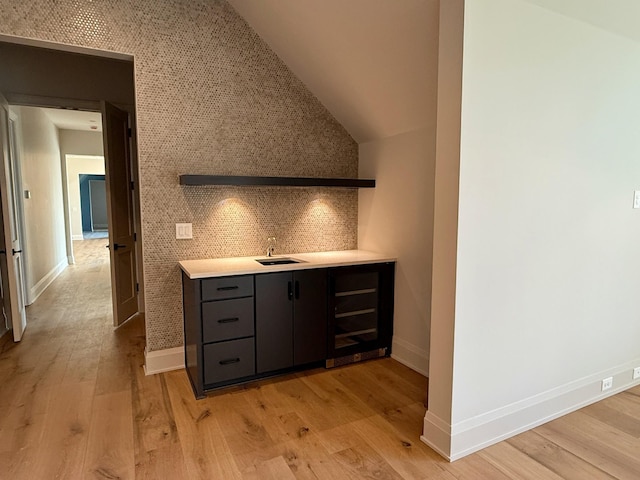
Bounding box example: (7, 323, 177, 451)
(130, 181, 135, 190)
(127, 127, 132, 138)
(136, 283, 139, 292)
(133, 232, 137, 242)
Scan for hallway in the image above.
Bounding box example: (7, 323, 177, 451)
(0, 239, 144, 478)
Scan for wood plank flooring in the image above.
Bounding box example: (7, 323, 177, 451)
(0, 239, 638, 479)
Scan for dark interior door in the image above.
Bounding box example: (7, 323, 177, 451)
(102, 101, 138, 326)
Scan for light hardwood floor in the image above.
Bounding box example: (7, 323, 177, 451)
(0, 240, 639, 479)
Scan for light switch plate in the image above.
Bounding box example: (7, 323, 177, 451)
(176, 223, 193, 239)
(634, 191, 640, 209)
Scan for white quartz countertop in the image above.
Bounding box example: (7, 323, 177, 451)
(179, 250, 396, 279)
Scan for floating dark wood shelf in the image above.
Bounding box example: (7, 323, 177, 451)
(179, 175, 375, 188)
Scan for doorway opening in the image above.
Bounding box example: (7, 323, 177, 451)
(0, 38, 144, 343)
(67, 153, 109, 258)
(81, 174, 109, 239)
(11, 107, 110, 306)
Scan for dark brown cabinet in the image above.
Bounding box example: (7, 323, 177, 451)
(255, 272, 292, 373)
(293, 269, 328, 366)
(183, 272, 256, 398)
(255, 269, 327, 374)
(182, 262, 393, 399)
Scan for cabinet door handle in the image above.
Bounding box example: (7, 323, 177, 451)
(217, 286, 239, 291)
(219, 357, 240, 366)
(295, 280, 300, 300)
(287, 281, 293, 300)
(217, 317, 239, 324)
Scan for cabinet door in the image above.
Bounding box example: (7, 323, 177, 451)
(293, 269, 327, 365)
(255, 272, 293, 373)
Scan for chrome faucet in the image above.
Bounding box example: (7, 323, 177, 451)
(266, 236, 276, 257)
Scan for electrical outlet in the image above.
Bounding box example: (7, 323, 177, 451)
(601, 376, 613, 391)
(176, 223, 193, 239)
(633, 367, 640, 380)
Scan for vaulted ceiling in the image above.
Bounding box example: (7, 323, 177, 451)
(523, 0, 640, 44)
(228, 0, 638, 145)
(227, 0, 440, 144)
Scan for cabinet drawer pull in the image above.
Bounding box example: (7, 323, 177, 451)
(219, 357, 241, 366)
(217, 285, 239, 291)
(217, 317, 239, 324)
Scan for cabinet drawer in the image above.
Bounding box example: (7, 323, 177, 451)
(203, 338, 255, 385)
(202, 297, 254, 343)
(201, 275, 253, 301)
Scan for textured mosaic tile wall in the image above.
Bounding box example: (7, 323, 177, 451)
(0, 0, 358, 351)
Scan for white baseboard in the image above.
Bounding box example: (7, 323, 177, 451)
(28, 259, 68, 305)
(71, 234, 84, 240)
(421, 411, 453, 459)
(421, 359, 640, 461)
(144, 346, 185, 375)
(142, 339, 429, 378)
(391, 337, 429, 376)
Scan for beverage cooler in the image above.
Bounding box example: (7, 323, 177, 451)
(326, 262, 395, 366)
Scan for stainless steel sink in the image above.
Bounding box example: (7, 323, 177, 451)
(256, 257, 302, 266)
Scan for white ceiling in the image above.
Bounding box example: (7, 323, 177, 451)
(523, 0, 640, 44)
(42, 107, 102, 132)
(228, 0, 640, 145)
(227, 0, 439, 144)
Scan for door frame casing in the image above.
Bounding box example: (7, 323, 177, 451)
(6, 109, 29, 300)
(7, 109, 31, 304)
(0, 93, 27, 340)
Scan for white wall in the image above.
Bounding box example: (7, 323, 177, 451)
(59, 130, 103, 157)
(66, 155, 105, 239)
(358, 127, 436, 375)
(15, 107, 67, 302)
(424, 0, 640, 460)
